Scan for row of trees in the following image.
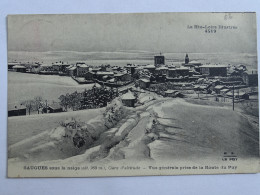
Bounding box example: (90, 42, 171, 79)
(20, 85, 118, 115)
(21, 96, 47, 115)
(58, 85, 118, 111)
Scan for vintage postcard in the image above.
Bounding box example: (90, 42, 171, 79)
(7, 12, 259, 177)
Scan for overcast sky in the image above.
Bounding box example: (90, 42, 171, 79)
(7, 12, 257, 53)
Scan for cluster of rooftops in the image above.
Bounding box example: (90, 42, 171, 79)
(8, 54, 257, 85)
(8, 54, 258, 114)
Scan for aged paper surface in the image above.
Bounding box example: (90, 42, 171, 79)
(7, 12, 259, 177)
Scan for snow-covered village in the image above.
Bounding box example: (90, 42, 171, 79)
(7, 13, 259, 176)
(8, 52, 259, 166)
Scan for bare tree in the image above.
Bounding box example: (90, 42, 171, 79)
(59, 94, 70, 111)
(34, 96, 43, 114)
(23, 100, 34, 115)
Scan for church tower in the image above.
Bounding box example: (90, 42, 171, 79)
(185, 54, 189, 64)
(154, 52, 165, 67)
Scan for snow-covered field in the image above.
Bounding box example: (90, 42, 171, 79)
(8, 107, 105, 145)
(8, 96, 259, 167)
(148, 99, 259, 160)
(8, 71, 99, 104)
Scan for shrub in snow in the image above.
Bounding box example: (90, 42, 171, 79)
(57, 99, 128, 151)
(103, 100, 126, 129)
(59, 118, 95, 148)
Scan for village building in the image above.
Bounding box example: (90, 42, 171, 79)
(26, 62, 41, 73)
(154, 54, 165, 66)
(193, 85, 208, 91)
(199, 65, 228, 77)
(137, 69, 151, 81)
(52, 62, 63, 71)
(226, 91, 249, 100)
(184, 60, 202, 68)
(40, 64, 54, 72)
(214, 85, 228, 94)
(144, 64, 156, 74)
(67, 66, 77, 76)
(164, 90, 176, 97)
(242, 70, 258, 86)
(48, 103, 63, 113)
(96, 71, 114, 81)
(176, 67, 190, 77)
(134, 66, 144, 75)
(167, 68, 177, 78)
(92, 67, 101, 73)
(51, 61, 71, 73)
(112, 66, 121, 71)
(164, 90, 184, 98)
(12, 65, 27, 73)
(8, 62, 20, 70)
(100, 64, 107, 72)
(60, 63, 71, 73)
(155, 66, 169, 76)
(107, 78, 116, 83)
(76, 63, 89, 77)
(121, 91, 136, 107)
(167, 64, 176, 68)
(8, 104, 26, 117)
(114, 73, 131, 81)
(182, 54, 202, 68)
(220, 88, 230, 96)
(85, 71, 95, 80)
(125, 64, 136, 75)
(154, 74, 167, 83)
(139, 78, 150, 89)
(65, 65, 73, 73)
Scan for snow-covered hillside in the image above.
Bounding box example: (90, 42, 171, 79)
(8, 97, 259, 167)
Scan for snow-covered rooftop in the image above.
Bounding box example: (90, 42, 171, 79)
(177, 67, 189, 70)
(165, 90, 176, 94)
(8, 104, 26, 111)
(139, 78, 150, 83)
(13, 65, 26, 69)
(156, 66, 169, 70)
(48, 103, 62, 110)
(8, 62, 20, 65)
(78, 64, 89, 68)
(144, 64, 156, 68)
(125, 64, 136, 67)
(41, 64, 53, 67)
(114, 73, 124, 77)
(121, 91, 135, 100)
(96, 71, 114, 75)
(69, 67, 77, 70)
(108, 78, 116, 83)
(200, 65, 227, 68)
(214, 85, 226, 89)
(220, 89, 230, 92)
(189, 60, 202, 64)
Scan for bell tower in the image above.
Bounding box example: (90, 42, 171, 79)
(154, 52, 165, 66)
(185, 54, 189, 64)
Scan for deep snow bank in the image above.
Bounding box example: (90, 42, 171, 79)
(8, 99, 130, 163)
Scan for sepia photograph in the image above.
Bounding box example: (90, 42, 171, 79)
(7, 12, 259, 177)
